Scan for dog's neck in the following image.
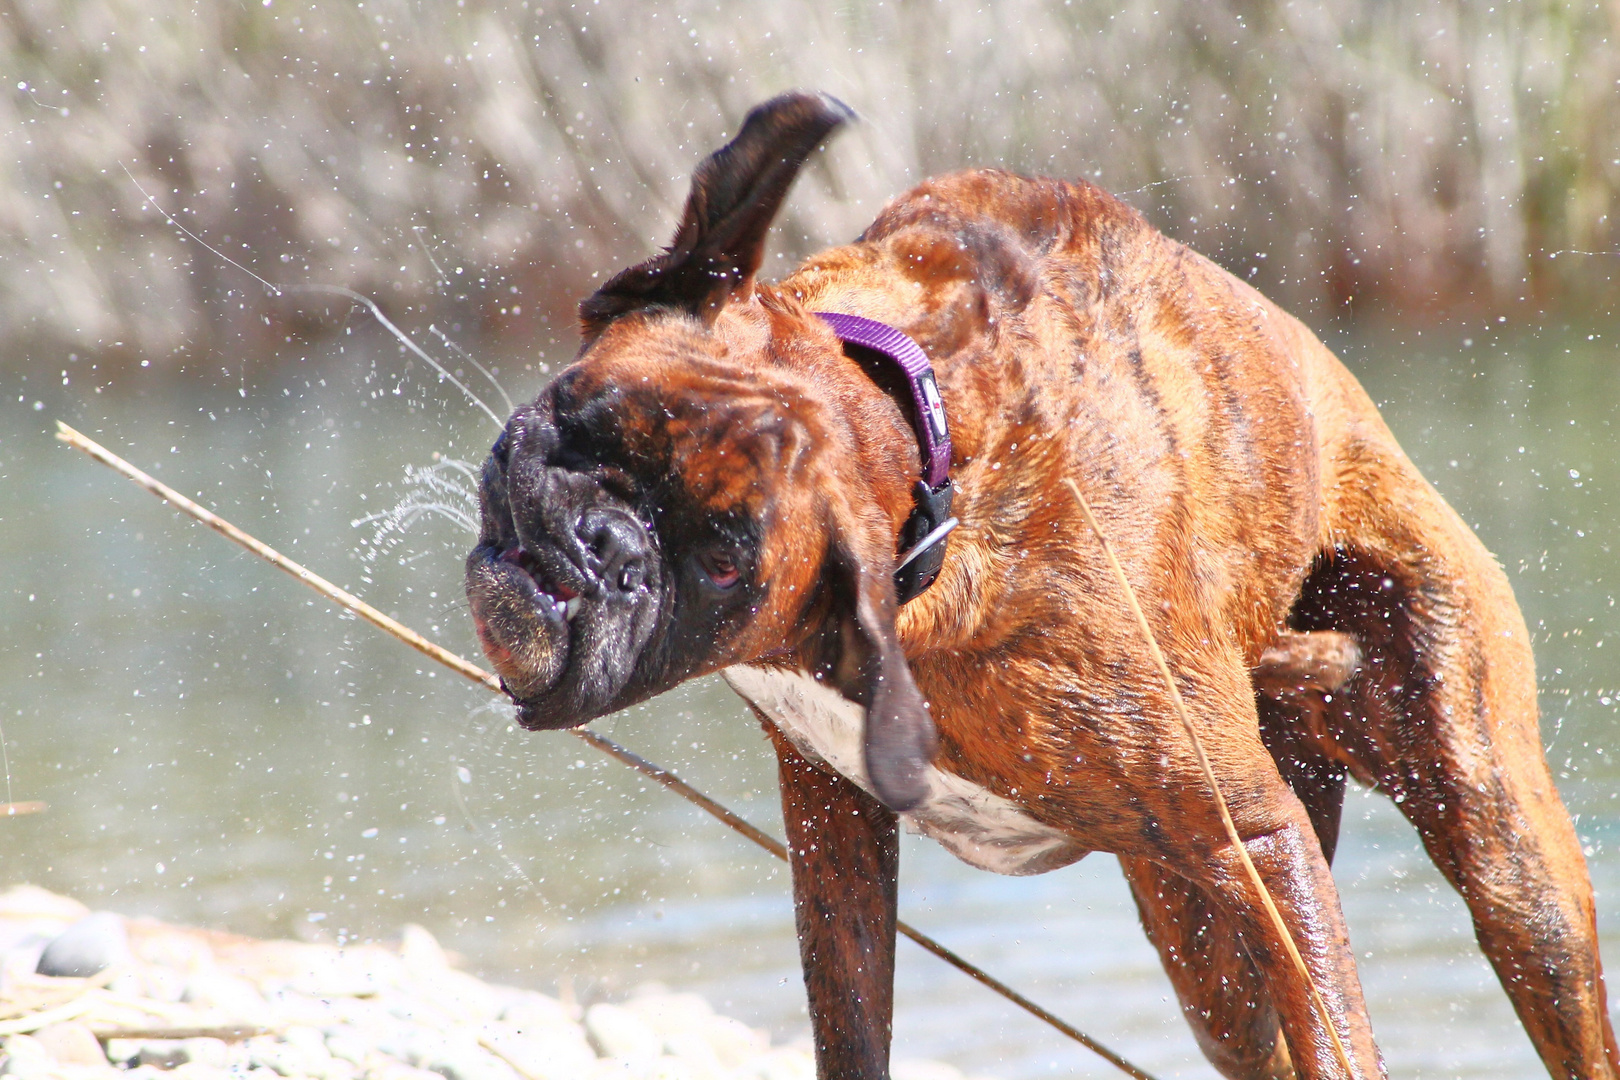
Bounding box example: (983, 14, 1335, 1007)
(813, 312, 951, 489)
(811, 312, 954, 603)
(719, 293, 928, 547)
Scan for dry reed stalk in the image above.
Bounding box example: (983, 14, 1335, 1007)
(1064, 478, 1356, 1077)
(9, 0, 1618, 362)
(55, 422, 500, 694)
(89, 1025, 274, 1043)
(0, 968, 117, 1023)
(57, 421, 1159, 1080)
(0, 994, 99, 1037)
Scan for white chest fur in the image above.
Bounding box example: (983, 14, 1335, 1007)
(722, 665, 1087, 876)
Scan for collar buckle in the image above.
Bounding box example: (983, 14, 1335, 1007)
(895, 480, 957, 603)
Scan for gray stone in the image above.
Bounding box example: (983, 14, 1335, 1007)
(140, 964, 188, 1004)
(730, 1049, 815, 1080)
(322, 1030, 373, 1067)
(102, 1039, 141, 1065)
(0, 889, 988, 1080)
(283, 1026, 333, 1062)
(121, 1067, 174, 1080)
(0, 1035, 53, 1079)
(178, 1040, 230, 1070)
(171, 1064, 231, 1080)
(620, 992, 711, 1037)
(276, 1027, 353, 1080)
(421, 1041, 518, 1080)
(398, 927, 448, 978)
(427, 971, 500, 1024)
(497, 998, 577, 1031)
(36, 912, 130, 978)
(892, 1062, 966, 1080)
(33, 1022, 108, 1066)
(313, 1056, 360, 1080)
(383, 994, 458, 1036)
(370, 1025, 440, 1067)
(364, 1061, 443, 1080)
(477, 1020, 596, 1080)
(134, 1042, 192, 1069)
(0, 937, 48, 994)
(261, 942, 406, 999)
(246, 1038, 314, 1078)
(584, 1004, 660, 1063)
(694, 1016, 768, 1070)
(181, 971, 273, 1026)
(659, 1031, 724, 1076)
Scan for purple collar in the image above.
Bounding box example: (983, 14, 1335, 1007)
(815, 312, 952, 487)
(815, 311, 957, 602)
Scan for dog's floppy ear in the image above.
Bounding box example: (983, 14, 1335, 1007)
(580, 91, 854, 338)
(824, 517, 938, 812)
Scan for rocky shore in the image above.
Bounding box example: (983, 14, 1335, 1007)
(0, 888, 977, 1080)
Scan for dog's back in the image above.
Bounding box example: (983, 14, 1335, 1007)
(472, 88, 1619, 1075)
(773, 166, 1615, 1078)
(788, 168, 1342, 659)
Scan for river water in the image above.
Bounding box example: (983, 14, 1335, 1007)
(3, 318, 1619, 1078)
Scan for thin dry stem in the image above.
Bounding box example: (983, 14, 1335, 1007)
(10, 0, 1619, 360)
(55, 422, 500, 694)
(88, 1025, 274, 1043)
(58, 420, 1158, 1080)
(1064, 477, 1357, 1078)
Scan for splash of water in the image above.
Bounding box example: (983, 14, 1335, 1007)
(121, 162, 509, 429)
(0, 715, 12, 806)
(349, 460, 540, 894)
(352, 457, 480, 586)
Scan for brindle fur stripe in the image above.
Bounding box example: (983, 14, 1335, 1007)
(59, 420, 1160, 1080)
(1064, 477, 1356, 1079)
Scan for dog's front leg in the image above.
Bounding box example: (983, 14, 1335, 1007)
(766, 721, 900, 1080)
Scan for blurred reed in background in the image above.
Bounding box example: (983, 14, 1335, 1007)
(3, 0, 1617, 370)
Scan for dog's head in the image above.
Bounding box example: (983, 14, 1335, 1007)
(465, 92, 938, 810)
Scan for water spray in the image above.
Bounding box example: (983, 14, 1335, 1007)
(57, 421, 1160, 1080)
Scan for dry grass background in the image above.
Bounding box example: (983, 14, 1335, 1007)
(4, 0, 1618, 369)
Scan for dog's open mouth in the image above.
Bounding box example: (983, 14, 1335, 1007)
(499, 544, 584, 623)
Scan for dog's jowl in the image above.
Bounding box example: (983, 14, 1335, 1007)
(466, 93, 1618, 1080)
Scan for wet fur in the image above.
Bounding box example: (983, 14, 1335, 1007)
(467, 94, 1618, 1080)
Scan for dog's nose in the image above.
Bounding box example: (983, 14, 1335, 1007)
(578, 509, 648, 594)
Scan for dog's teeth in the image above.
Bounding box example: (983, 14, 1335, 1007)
(564, 597, 582, 621)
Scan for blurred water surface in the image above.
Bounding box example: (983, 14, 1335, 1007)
(3, 318, 1619, 1079)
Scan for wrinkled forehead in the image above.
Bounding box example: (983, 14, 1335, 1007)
(554, 313, 830, 524)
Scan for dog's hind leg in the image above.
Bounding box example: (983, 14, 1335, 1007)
(1292, 545, 1620, 1080)
(1120, 646, 1362, 1080)
(1123, 856, 1297, 1079)
(1253, 629, 1359, 863)
(764, 718, 900, 1080)
(1105, 649, 1383, 1079)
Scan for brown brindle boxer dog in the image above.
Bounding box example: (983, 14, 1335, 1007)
(465, 92, 1619, 1080)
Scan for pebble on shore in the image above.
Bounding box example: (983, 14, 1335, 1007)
(0, 887, 985, 1080)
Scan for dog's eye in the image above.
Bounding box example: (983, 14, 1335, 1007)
(698, 549, 742, 590)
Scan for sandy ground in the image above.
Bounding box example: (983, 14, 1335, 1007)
(0, 887, 981, 1080)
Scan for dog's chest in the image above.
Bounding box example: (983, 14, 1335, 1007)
(723, 665, 1087, 876)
